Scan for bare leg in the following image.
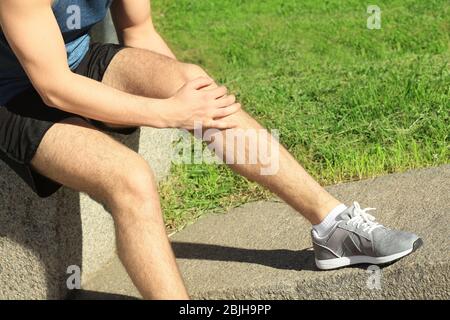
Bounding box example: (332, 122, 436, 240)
(102, 48, 341, 224)
(31, 118, 188, 299)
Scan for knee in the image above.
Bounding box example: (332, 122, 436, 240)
(182, 63, 213, 82)
(107, 156, 160, 218)
(181, 63, 251, 127)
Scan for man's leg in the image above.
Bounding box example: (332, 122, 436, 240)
(100, 47, 422, 271)
(102, 48, 341, 224)
(31, 118, 188, 299)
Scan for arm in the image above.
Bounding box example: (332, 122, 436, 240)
(0, 0, 238, 129)
(111, 0, 176, 59)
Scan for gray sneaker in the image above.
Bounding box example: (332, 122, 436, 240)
(312, 202, 423, 270)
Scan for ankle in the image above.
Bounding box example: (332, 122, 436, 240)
(314, 199, 343, 222)
(312, 203, 347, 237)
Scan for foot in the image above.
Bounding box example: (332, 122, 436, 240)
(311, 202, 423, 270)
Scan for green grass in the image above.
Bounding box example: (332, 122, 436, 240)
(151, 0, 450, 231)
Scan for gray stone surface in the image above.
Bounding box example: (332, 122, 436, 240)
(0, 175, 74, 300)
(0, 12, 178, 299)
(79, 165, 449, 300)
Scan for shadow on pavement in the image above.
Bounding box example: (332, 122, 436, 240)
(172, 242, 317, 271)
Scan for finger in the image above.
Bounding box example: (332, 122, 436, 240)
(188, 77, 214, 90)
(215, 94, 236, 108)
(207, 86, 228, 99)
(206, 119, 239, 130)
(213, 103, 241, 118)
(199, 82, 219, 91)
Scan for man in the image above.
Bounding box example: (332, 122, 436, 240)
(0, 0, 422, 299)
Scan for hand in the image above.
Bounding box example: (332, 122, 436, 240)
(165, 77, 241, 130)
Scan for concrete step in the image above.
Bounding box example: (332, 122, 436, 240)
(77, 165, 450, 299)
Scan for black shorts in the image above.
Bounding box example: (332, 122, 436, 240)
(0, 42, 136, 198)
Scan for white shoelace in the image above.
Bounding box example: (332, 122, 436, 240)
(347, 202, 383, 233)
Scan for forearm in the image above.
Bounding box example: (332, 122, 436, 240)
(44, 72, 170, 128)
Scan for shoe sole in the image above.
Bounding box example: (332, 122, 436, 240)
(315, 238, 423, 270)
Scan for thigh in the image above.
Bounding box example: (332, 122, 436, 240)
(100, 47, 230, 131)
(102, 47, 260, 129)
(30, 117, 144, 204)
(102, 47, 190, 99)
(101, 47, 254, 130)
